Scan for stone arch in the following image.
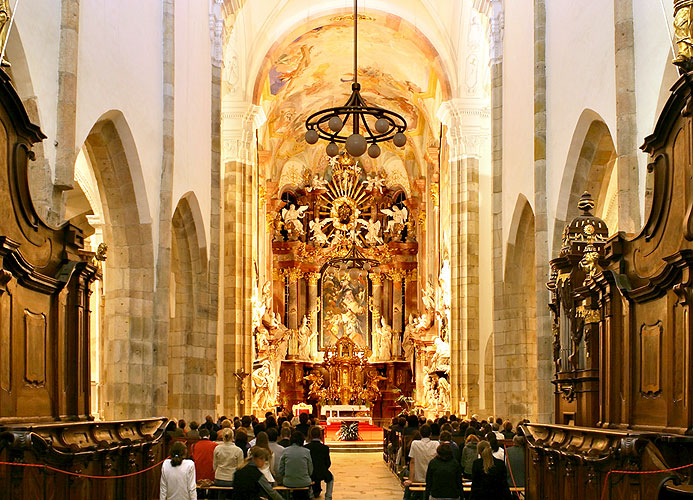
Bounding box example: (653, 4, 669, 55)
(495, 194, 537, 421)
(553, 110, 617, 255)
(82, 112, 155, 420)
(169, 193, 215, 421)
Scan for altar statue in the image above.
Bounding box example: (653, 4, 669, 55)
(252, 360, 273, 411)
(296, 315, 317, 360)
(281, 204, 308, 236)
(306, 173, 328, 192)
(674, 2, 693, 68)
(381, 205, 408, 234)
(361, 217, 383, 246)
(362, 173, 385, 193)
(309, 217, 330, 246)
(372, 317, 392, 361)
(430, 336, 451, 374)
(437, 376, 451, 410)
(422, 372, 437, 409)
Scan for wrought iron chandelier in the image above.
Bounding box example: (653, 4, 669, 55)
(304, 0, 407, 159)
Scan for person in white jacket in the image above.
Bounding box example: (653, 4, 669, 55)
(160, 441, 197, 500)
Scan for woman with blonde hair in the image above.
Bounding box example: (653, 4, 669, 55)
(213, 428, 243, 499)
(160, 441, 196, 500)
(470, 440, 512, 500)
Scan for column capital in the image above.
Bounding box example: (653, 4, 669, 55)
(222, 102, 266, 164)
(490, 0, 504, 65)
(437, 99, 490, 161)
(209, 0, 224, 67)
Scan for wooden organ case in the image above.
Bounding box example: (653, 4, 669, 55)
(523, 74, 693, 499)
(0, 70, 166, 499)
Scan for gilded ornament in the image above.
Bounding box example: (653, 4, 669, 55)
(307, 272, 321, 286)
(369, 273, 384, 286)
(430, 183, 440, 207)
(674, 1, 693, 69)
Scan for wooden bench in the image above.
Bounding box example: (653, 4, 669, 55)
(274, 485, 312, 499)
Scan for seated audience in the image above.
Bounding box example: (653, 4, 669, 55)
(254, 431, 275, 484)
(501, 421, 515, 440)
(234, 428, 249, 457)
(266, 427, 284, 476)
(278, 431, 314, 500)
(170, 419, 186, 438)
(187, 421, 200, 439)
(487, 432, 505, 460)
(160, 441, 196, 500)
(425, 443, 463, 500)
(213, 428, 244, 498)
(402, 414, 419, 436)
(470, 441, 512, 500)
(461, 434, 480, 480)
(439, 430, 460, 462)
(231, 446, 283, 500)
(295, 412, 311, 439)
(505, 435, 526, 491)
(305, 426, 333, 500)
(190, 429, 217, 497)
(241, 415, 255, 439)
(404, 424, 438, 500)
(278, 426, 291, 447)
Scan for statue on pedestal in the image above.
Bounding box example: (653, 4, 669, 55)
(372, 317, 393, 361)
(296, 315, 317, 360)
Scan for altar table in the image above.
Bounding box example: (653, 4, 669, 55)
(320, 404, 372, 424)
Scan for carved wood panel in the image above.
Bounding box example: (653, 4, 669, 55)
(23, 310, 46, 386)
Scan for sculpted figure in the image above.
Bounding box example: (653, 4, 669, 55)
(674, 4, 693, 67)
(309, 217, 330, 246)
(306, 173, 328, 192)
(281, 204, 308, 235)
(437, 377, 450, 410)
(381, 205, 408, 235)
(252, 360, 272, 411)
(402, 315, 417, 364)
(372, 317, 393, 361)
(362, 173, 385, 193)
(430, 336, 451, 374)
(296, 316, 317, 360)
(0, 0, 10, 67)
(361, 217, 383, 246)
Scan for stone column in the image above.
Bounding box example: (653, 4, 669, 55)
(307, 272, 320, 358)
(438, 99, 488, 416)
(534, 0, 553, 423)
(222, 102, 266, 415)
(613, 0, 640, 233)
(286, 268, 301, 331)
(370, 272, 384, 346)
(391, 270, 405, 342)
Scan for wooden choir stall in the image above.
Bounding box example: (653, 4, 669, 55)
(0, 69, 168, 499)
(524, 61, 693, 499)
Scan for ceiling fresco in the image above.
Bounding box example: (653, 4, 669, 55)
(255, 13, 449, 179)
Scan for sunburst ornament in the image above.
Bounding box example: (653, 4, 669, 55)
(317, 154, 374, 246)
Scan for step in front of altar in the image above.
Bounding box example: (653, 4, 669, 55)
(322, 422, 383, 443)
(325, 441, 383, 453)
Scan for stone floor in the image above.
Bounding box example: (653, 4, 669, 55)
(328, 452, 403, 500)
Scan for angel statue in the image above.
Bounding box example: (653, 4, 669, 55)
(381, 205, 408, 234)
(306, 173, 328, 192)
(361, 217, 383, 246)
(309, 217, 330, 246)
(281, 204, 309, 236)
(430, 336, 451, 374)
(362, 173, 386, 193)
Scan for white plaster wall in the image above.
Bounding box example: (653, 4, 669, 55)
(501, 0, 534, 266)
(76, 0, 163, 234)
(173, 0, 213, 252)
(13, 0, 61, 171)
(544, 0, 617, 249)
(633, 0, 676, 220)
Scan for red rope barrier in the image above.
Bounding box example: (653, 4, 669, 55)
(0, 458, 166, 479)
(600, 461, 693, 500)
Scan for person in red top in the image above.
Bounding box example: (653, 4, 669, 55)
(191, 428, 217, 498)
